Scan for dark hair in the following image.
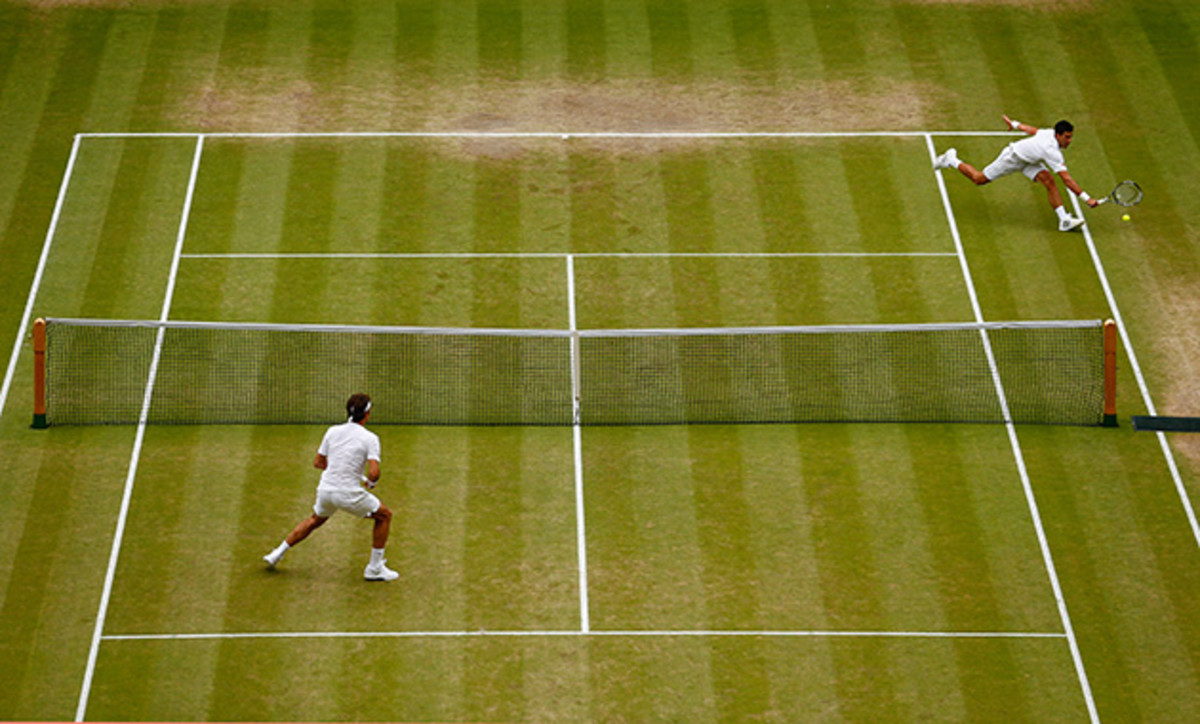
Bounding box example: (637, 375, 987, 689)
(347, 393, 372, 422)
(1054, 120, 1074, 135)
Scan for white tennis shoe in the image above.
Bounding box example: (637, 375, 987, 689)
(364, 560, 399, 582)
(933, 148, 960, 170)
(1058, 216, 1085, 232)
(263, 551, 282, 568)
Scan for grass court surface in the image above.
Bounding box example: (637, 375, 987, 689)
(3, 2, 1200, 722)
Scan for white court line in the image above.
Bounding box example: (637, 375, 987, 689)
(101, 628, 1065, 642)
(180, 251, 957, 259)
(927, 135, 1099, 723)
(566, 255, 590, 633)
(74, 135, 206, 723)
(0, 135, 82, 426)
(79, 130, 1024, 140)
(1072, 197, 1200, 550)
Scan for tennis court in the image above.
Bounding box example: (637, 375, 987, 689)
(0, 129, 1191, 721)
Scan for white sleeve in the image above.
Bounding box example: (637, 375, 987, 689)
(317, 428, 332, 456)
(367, 433, 381, 462)
(1045, 149, 1067, 174)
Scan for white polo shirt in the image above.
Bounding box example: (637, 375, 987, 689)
(1011, 128, 1068, 174)
(316, 420, 381, 493)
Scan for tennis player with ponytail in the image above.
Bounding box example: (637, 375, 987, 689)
(263, 393, 399, 581)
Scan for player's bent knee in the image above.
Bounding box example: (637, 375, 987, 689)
(372, 505, 392, 520)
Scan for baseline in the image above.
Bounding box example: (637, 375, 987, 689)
(80, 130, 1023, 140)
(101, 628, 1066, 642)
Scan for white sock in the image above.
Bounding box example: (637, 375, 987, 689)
(370, 548, 385, 567)
(1055, 206, 1070, 221)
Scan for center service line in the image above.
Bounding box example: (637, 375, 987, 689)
(566, 255, 590, 633)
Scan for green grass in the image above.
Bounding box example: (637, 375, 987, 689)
(3, 1, 1200, 721)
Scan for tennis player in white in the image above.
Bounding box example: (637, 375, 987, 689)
(263, 393, 399, 581)
(934, 115, 1100, 232)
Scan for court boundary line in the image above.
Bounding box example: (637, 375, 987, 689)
(180, 251, 958, 259)
(74, 135, 207, 723)
(8, 129, 1168, 722)
(78, 130, 1022, 140)
(100, 628, 1066, 642)
(0, 135, 81, 426)
(1071, 196, 1200, 549)
(566, 255, 590, 633)
(927, 134, 1098, 722)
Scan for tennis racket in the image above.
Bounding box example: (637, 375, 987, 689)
(1096, 180, 1143, 207)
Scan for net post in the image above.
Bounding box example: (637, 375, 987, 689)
(1103, 319, 1118, 427)
(32, 318, 47, 429)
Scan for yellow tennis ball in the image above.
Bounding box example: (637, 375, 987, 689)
(1122, 214, 1131, 222)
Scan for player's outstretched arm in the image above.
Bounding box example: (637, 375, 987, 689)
(1002, 114, 1036, 135)
(1058, 170, 1100, 207)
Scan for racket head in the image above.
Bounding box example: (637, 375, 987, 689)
(1110, 180, 1143, 207)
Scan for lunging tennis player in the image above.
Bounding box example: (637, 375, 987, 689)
(934, 115, 1100, 232)
(264, 393, 399, 582)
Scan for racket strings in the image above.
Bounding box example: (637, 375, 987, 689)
(1112, 180, 1143, 206)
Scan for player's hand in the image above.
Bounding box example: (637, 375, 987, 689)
(1086, 198, 1100, 208)
(362, 475, 377, 490)
(1002, 114, 1013, 128)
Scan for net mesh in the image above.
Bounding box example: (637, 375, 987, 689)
(43, 318, 1107, 427)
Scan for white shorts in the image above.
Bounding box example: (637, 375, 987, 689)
(983, 145, 1049, 182)
(313, 487, 381, 519)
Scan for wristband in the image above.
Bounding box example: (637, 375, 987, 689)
(1079, 191, 1091, 202)
(1009, 118, 1021, 130)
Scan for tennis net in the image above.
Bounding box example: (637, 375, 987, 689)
(33, 317, 1116, 427)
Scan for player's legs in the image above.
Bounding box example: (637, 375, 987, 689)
(286, 513, 328, 546)
(1034, 169, 1063, 209)
(957, 161, 990, 185)
(264, 512, 329, 568)
(1031, 169, 1083, 231)
(369, 504, 392, 549)
(363, 497, 399, 581)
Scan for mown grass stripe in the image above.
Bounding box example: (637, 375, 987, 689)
(0, 5, 31, 95)
(808, 1, 865, 81)
(566, 0, 605, 81)
(729, 0, 779, 82)
(77, 142, 155, 318)
(478, 0, 522, 82)
(395, 0, 437, 78)
(902, 427, 1028, 719)
(797, 426, 899, 719)
(645, 0, 693, 79)
(971, 9, 1050, 120)
(0, 11, 109, 388)
(1135, 1, 1200, 154)
(471, 158, 523, 328)
(659, 151, 721, 327)
(686, 428, 772, 719)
